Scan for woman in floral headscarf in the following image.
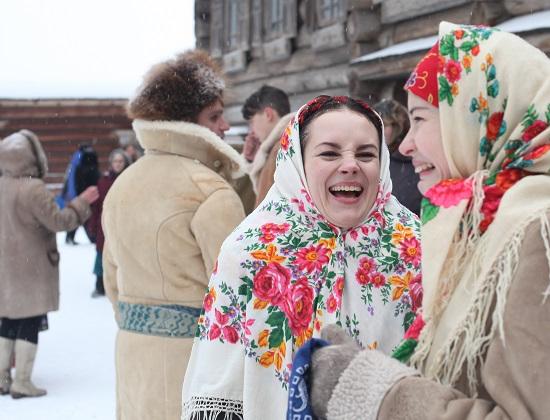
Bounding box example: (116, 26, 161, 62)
(308, 21, 550, 420)
(181, 96, 421, 419)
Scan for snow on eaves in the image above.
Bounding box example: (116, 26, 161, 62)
(351, 9, 550, 64)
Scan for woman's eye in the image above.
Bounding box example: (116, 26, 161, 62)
(412, 116, 424, 123)
(357, 153, 376, 160)
(318, 151, 339, 158)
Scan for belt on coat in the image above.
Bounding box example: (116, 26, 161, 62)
(117, 302, 202, 338)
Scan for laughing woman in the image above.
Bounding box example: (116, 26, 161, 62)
(181, 96, 422, 419)
(308, 22, 550, 420)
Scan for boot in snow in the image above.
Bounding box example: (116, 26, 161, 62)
(0, 337, 15, 395)
(10, 340, 46, 398)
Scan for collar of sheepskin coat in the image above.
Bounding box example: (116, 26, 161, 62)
(133, 119, 247, 180)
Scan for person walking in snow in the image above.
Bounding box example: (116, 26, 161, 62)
(86, 148, 129, 298)
(101, 50, 247, 420)
(0, 130, 98, 398)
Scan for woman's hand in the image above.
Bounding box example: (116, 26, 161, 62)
(310, 325, 361, 419)
(79, 186, 99, 204)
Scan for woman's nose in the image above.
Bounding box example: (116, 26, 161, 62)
(339, 157, 359, 174)
(399, 130, 414, 157)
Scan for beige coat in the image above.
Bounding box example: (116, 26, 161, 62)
(0, 130, 91, 319)
(102, 119, 246, 420)
(327, 211, 550, 419)
(248, 113, 294, 207)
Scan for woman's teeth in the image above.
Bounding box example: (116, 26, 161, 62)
(329, 185, 363, 192)
(414, 163, 435, 174)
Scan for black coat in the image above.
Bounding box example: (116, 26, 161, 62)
(389, 151, 422, 216)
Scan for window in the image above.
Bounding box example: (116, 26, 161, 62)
(317, 0, 346, 27)
(227, 0, 240, 50)
(269, 0, 285, 33)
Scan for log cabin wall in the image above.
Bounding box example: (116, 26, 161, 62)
(0, 99, 132, 191)
(195, 0, 550, 130)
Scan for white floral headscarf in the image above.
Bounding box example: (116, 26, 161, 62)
(182, 96, 421, 420)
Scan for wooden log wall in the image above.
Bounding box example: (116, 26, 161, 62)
(0, 99, 132, 189)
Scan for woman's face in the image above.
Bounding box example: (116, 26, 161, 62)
(111, 154, 126, 174)
(303, 109, 380, 229)
(399, 93, 451, 195)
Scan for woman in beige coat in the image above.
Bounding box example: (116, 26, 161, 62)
(0, 130, 97, 399)
(102, 50, 246, 420)
(308, 22, 550, 420)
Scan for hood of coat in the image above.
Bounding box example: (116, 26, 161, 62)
(0, 130, 48, 178)
(133, 119, 246, 180)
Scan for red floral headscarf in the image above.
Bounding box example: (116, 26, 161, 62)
(404, 43, 440, 107)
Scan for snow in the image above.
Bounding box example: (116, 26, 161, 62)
(2, 228, 118, 420)
(352, 9, 550, 64)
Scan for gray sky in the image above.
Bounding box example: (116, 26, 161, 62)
(0, 0, 196, 98)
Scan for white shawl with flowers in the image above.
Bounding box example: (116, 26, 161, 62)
(182, 105, 421, 420)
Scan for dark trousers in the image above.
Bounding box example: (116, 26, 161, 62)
(0, 316, 43, 344)
(95, 276, 105, 295)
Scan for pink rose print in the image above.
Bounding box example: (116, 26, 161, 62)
(424, 178, 473, 208)
(209, 324, 221, 340)
(283, 277, 314, 335)
(334, 276, 344, 300)
(370, 272, 386, 288)
(522, 120, 548, 142)
(486, 112, 504, 141)
(253, 263, 291, 306)
(444, 60, 462, 83)
(409, 274, 423, 312)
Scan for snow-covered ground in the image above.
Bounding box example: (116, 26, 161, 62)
(3, 229, 117, 420)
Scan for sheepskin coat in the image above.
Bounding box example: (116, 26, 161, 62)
(102, 119, 246, 420)
(0, 130, 91, 319)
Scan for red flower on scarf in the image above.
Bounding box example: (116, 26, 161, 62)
(400, 236, 421, 268)
(222, 326, 239, 344)
(283, 277, 314, 335)
(409, 274, 423, 312)
(523, 144, 550, 161)
(203, 292, 214, 312)
(370, 272, 386, 288)
(326, 293, 338, 313)
(522, 120, 548, 142)
(404, 314, 425, 340)
(425, 178, 473, 208)
(209, 324, 221, 340)
(253, 263, 290, 306)
(486, 112, 504, 141)
(471, 45, 480, 56)
(280, 129, 290, 151)
(334, 276, 344, 300)
(444, 60, 462, 83)
(294, 244, 331, 274)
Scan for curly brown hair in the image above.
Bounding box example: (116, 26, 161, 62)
(127, 50, 225, 122)
(373, 98, 410, 153)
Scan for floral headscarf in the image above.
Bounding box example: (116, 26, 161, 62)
(397, 22, 550, 396)
(182, 96, 421, 420)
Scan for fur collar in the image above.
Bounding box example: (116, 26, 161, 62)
(133, 119, 246, 180)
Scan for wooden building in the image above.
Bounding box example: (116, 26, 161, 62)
(194, 0, 550, 129)
(0, 99, 132, 190)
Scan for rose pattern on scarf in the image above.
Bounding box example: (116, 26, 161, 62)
(394, 23, 550, 364)
(438, 26, 495, 106)
(195, 189, 421, 388)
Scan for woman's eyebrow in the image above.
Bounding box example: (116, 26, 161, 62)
(315, 142, 341, 149)
(409, 106, 431, 115)
(357, 144, 378, 151)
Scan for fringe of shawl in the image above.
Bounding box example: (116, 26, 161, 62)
(411, 175, 550, 396)
(182, 396, 244, 420)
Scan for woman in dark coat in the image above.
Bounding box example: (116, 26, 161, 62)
(374, 99, 422, 215)
(87, 149, 129, 297)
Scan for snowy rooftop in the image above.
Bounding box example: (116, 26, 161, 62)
(351, 9, 550, 64)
